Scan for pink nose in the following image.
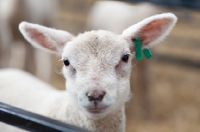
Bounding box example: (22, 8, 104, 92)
(86, 91, 106, 102)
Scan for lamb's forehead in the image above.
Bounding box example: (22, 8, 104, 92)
(63, 30, 129, 58)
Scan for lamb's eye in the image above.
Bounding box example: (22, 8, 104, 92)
(122, 54, 129, 62)
(63, 58, 70, 66)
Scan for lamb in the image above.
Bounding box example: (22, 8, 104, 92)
(0, 13, 177, 132)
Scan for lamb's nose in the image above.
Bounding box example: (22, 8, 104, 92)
(86, 91, 106, 102)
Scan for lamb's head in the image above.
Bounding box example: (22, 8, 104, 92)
(61, 30, 133, 119)
(19, 13, 177, 119)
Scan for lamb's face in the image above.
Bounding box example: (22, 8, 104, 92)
(62, 31, 133, 119)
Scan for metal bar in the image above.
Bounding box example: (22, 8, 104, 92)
(123, 0, 200, 10)
(153, 54, 200, 68)
(0, 102, 90, 132)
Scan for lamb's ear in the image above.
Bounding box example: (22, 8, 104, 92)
(122, 13, 177, 49)
(19, 22, 74, 54)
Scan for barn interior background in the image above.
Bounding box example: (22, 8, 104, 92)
(0, 0, 200, 132)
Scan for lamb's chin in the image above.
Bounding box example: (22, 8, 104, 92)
(85, 111, 108, 120)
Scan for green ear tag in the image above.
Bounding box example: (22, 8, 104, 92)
(134, 38, 143, 60)
(143, 48, 152, 59)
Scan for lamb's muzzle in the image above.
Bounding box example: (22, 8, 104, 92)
(85, 90, 107, 113)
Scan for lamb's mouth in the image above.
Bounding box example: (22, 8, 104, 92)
(82, 102, 110, 114)
(88, 108, 106, 114)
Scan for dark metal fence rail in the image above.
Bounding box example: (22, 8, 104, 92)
(0, 102, 90, 132)
(124, 0, 200, 10)
(153, 54, 200, 68)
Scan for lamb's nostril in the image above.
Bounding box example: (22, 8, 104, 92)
(99, 91, 106, 100)
(86, 91, 106, 102)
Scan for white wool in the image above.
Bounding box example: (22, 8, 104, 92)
(0, 13, 177, 132)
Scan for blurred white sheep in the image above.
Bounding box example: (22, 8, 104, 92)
(0, 0, 57, 81)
